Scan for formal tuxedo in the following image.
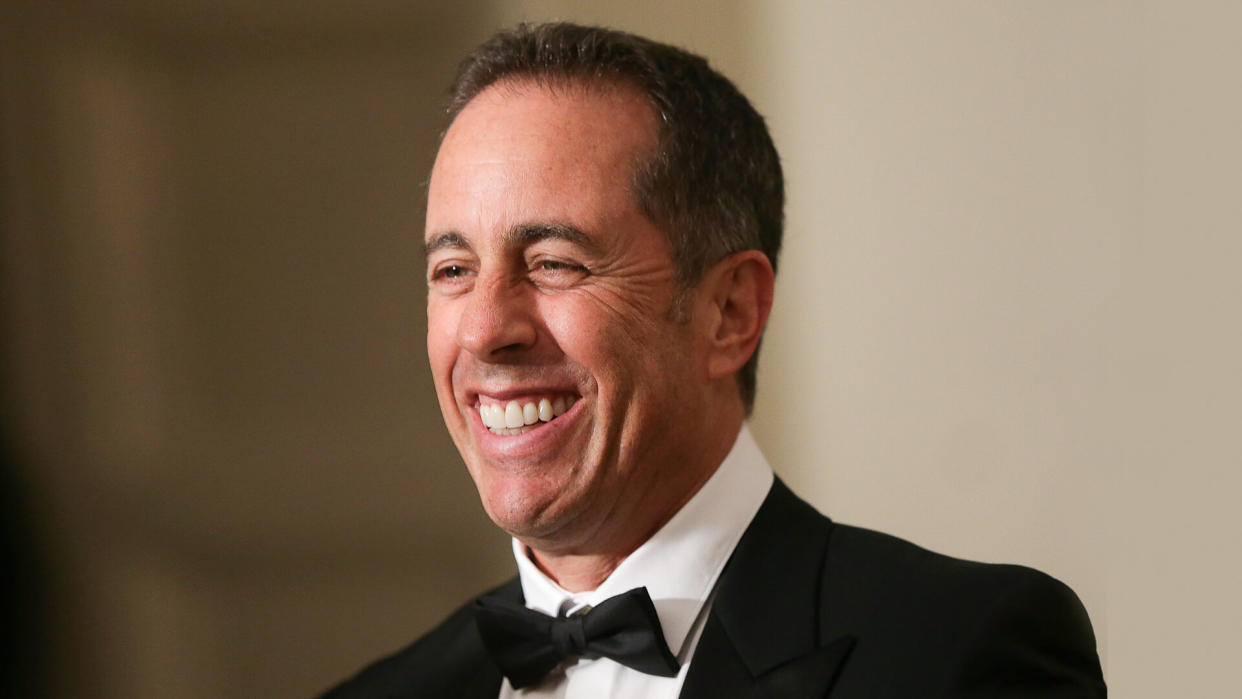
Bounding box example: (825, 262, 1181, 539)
(323, 479, 1105, 698)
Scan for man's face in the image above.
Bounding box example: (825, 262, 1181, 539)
(425, 82, 712, 553)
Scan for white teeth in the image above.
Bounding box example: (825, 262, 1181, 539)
(504, 401, 524, 428)
(478, 395, 579, 434)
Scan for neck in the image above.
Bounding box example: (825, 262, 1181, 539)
(524, 473, 707, 591)
(525, 547, 627, 592)
(525, 405, 746, 593)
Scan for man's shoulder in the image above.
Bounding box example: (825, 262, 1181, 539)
(826, 519, 1077, 595)
(761, 480, 1085, 602)
(761, 482, 1091, 620)
(743, 483, 1103, 694)
(821, 520, 1095, 632)
(813, 520, 1103, 694)
(319, 579, 514, 699)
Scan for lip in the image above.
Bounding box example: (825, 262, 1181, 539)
(465, 383, 581, 403)
(468, 393, 586, 462)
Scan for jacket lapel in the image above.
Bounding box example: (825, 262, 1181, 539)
(438, 579, 518, 699)
(679, 479, 855, 699)
(454, 664, 503, 699)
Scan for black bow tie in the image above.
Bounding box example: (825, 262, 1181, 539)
(473, 586, 681, 689)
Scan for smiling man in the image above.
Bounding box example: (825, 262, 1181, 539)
(324, 23, 1105, 699)
(424, 84, 753, 586)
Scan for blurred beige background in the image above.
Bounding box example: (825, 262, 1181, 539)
(1, 1, 1237, 697)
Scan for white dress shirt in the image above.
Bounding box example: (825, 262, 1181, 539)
(497, 424, 774, 699)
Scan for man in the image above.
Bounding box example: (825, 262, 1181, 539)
(325, 23, 1105, 698)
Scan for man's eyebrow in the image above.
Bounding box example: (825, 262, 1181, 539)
(423, 224, 600, 257)
(423, 232, 471, 257)
(505, 223, 599, 253)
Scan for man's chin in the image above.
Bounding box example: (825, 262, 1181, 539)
(475, 479, 589, 545)
(476, 476, 557, 527)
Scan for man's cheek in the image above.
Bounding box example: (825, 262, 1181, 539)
(539, 299, 600, 347)
(426, 308, 461, 365)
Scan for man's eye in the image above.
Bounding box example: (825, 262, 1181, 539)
(431, 264, 473, 282)
(533, 259, 587, 274)
(528, 258, 588, 288)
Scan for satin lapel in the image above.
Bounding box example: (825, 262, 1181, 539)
(678, 614, 754, 698)
(679, 479, 855, 699)
(439, 579, 520, 699)
(454, 666, 503, 699)
(681, 617, 853, 699)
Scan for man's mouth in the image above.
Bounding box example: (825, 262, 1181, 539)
(476, 394, 578, 436)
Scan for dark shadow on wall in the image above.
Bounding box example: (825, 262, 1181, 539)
(0, 2, 515, 696)
(0, 425, 50, 698)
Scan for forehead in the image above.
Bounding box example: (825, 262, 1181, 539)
(426, 80, 660, 246)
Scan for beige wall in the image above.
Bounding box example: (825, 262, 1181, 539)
(2, 1, 1237, 697)
(746, 3, 1241, 697)
(752, 0, 1133, 674)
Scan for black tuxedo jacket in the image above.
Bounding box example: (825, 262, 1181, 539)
(324, 479, 1105, 698)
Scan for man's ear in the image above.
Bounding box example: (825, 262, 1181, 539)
(699, 250, 775, 381)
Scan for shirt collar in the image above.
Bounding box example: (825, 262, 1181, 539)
(513, 423, 775, 657)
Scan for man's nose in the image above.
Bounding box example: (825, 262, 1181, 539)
(455, 274, 538, 360)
